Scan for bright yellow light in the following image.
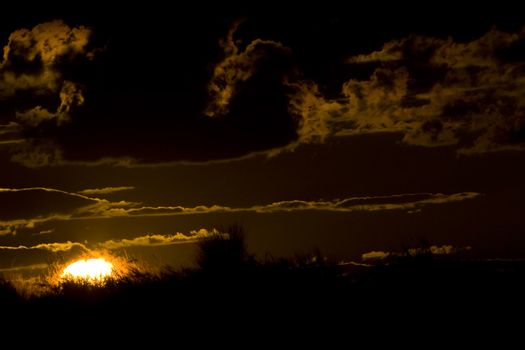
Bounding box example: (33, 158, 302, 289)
(61, 258, 113, 283)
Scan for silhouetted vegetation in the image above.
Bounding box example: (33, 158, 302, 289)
(196, 224, 253, 272)
(2, 227, 525, 336)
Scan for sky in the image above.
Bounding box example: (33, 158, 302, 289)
(1, 4, 525, 276)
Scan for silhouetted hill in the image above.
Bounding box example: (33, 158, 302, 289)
(2, 229, 525, 340)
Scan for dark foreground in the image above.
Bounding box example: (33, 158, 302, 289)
(1, 234, 524, 342)
(2, 258, 525, 336)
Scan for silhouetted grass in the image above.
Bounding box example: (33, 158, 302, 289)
(2, 227, 525, 335)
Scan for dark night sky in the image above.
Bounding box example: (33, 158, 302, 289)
(1, 3, 525, 276)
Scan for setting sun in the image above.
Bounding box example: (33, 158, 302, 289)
(61, 258, 113, 283)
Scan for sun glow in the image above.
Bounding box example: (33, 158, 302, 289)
(61, 258, 113, 283)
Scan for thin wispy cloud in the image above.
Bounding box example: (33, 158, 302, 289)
(0, 186, 136, 235)
(0, 186, 482, 235)
(0, 263, 49, 273)
(125, 192, 481, 217)
(34, 229, 55, 236)
(98, 229, 222, 249)
(361, 251, 391, 261)
(0, 229, 221, 253)
(0, 241, 88, 253)
(361, 245, 472, 261)
(78, 186, 135, 195)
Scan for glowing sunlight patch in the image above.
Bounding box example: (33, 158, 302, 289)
(61, 258, 113, 283)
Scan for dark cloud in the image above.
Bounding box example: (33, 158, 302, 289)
(2, 20, 525, 168)
(15, 80, 85, 126)
(205, 19, 291, 118)
(291, 27, 525, 154)
(1, 19, 298, 167)
(0, 20, 93, 126)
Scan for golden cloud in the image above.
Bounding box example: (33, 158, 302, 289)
(205, 20, 289, 117)
(98, 229, 222, 249)
(0, 241, 88, 253)
(362, 245, 472, 260)
(78, 186, 136, 195)
(0, 229, 220, 254)
(0, 187, 482, 235)
(1, 20, 97, 127)
(290, 27, 525, 154)
(361, 251, 391, 260)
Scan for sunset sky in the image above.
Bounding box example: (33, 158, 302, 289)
(1, 4, 525, 277)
